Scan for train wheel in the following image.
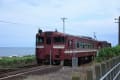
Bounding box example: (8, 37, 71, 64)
(64, 59, 72, 66)
(53, 60, 60, 65)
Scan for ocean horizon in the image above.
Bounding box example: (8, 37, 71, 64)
(0, 47, 35, 57)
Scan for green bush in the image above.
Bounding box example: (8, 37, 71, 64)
(0, 55, 36, 68)
(95, 46, 120, 62)
(72, 76, 80, 80)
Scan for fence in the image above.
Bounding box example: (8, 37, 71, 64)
(99, 56, 120, 80)
(72, 56, 120, 80)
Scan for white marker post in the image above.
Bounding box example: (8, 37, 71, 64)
(50, 50, 52, 66)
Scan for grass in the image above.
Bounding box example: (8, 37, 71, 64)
(0, 55, 36, 68)
(72, 76, 80, 80)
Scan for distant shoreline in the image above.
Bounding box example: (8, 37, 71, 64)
(0, 47, 35, 57)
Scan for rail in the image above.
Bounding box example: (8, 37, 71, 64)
(100, 62, 120, 80)
(0, 66, 62, 80)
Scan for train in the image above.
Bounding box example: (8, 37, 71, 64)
(35, 29, 111, 66)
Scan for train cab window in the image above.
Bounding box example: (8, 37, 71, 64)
(54, 36, 65, 43)
(36, 37, 44, 43)
(46, 37, 51, 45)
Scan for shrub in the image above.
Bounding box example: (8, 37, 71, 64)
(72, 76, 80, 80)
(0, 55, 36, 68)
(95, 45, 120, 62)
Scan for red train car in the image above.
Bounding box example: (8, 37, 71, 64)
(35, 29, 111, 65)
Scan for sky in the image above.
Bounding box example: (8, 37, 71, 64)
(0, 0, 120, 47)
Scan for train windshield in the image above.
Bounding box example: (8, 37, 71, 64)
(36, 37, 44, 43)
(54, 36, 65, 43)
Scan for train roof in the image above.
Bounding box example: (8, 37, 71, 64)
(37, 30, 111, 44)
(37, 30, 98, 41)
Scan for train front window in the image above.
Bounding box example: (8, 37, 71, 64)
(37, 37, 44, 43)
(54, 37, 65, 43)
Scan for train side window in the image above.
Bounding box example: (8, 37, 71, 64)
(91, 44, 94, 48)
(84, 43, 86, 48)
(86, 43, 88, 48)
(79, 42, 82, 48)
(82, 43, 85, 48)
(76, 42, 79, 48)
(88, 43, 90, 48)
(90, 44, 92, 48)
(93, 45, 95, 48)
(54, 37, 65, 43)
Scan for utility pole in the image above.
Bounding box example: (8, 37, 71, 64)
(93, 32, 97, 40)
(115, 16, 120, 45)
(60, 17, 67, 67)
(61, 17, 67, 34)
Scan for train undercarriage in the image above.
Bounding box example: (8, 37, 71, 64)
(36, 55, 94, 66)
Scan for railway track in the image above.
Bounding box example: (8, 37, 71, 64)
(0, 65, 62, 80)
(0, 64, 38, 75)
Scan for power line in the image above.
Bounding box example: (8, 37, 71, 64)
(93, 32, 97, 40)
(0, 20, 19, 24)
(0, 20, 38, 27)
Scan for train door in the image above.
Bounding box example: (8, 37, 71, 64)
(68, 40, 73, 49)
(44, 37, 52, 64)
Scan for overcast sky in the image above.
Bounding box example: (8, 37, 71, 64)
(0, 0, 120, 47)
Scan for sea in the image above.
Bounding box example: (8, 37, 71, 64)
(0, 47, 35, 57)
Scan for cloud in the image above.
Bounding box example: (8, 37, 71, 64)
(0, 0, 120, 46)
(0, 0, 119, 23)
